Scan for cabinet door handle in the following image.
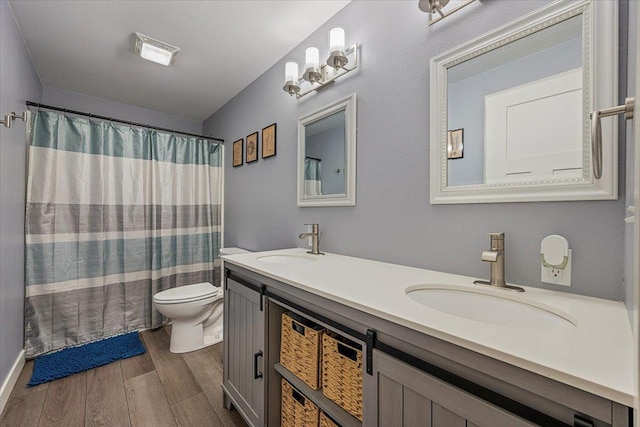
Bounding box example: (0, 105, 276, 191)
(574, 415, 594, 427)
(253, 350, 263, 379)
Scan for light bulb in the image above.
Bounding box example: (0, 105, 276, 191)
(285, 61, 299, 85)
(303, 47, 322, 83)
(327, 27, 348, 69)
(305, 47, 319, 71)
(283, 61, 300, 95)
(329, 27, 345, 53)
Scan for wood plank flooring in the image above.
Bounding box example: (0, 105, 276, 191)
(0, 329, 248, 427)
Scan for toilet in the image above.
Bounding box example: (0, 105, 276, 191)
(152, 247, 250, 353)
(153, 282, 224, 353)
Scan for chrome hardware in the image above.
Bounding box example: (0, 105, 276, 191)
(625, 206, 635, 224)
(590, 97, 635, 179)
(474, 232, 525, 292)
(298, 223, 324, 255)
(0, 111, 28, 129)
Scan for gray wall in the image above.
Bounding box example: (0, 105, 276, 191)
(42, 86, 203, 135)
(0, 0, 42, 390)
(447, 37, 582, 186)
(205, 0, 628, 301)
(306, 126, 345, 195)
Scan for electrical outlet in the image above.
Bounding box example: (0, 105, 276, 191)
(541, 250, 572, 286)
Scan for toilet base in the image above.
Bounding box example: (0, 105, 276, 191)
(168, 322, 223, 354)
(204, 325, 223, 347)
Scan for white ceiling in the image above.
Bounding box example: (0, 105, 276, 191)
(9, 0, 351, 121)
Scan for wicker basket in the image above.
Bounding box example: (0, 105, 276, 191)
(280, 312, 324, 389)
(281, 379, 320, 427)
(319, 412, 340, 427)
(322, 332, 363, 421)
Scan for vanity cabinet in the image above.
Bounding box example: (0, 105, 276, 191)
(373, 350, 534, 427)
(222, 263, 631, 427)
(223, 276, 266, 427)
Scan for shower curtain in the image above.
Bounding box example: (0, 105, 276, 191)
(304, 158, 322, 196)
(24, 110, 223, 357)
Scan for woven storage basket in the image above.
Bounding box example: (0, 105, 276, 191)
(322, 332, 363, 421)
(280, 312, 324, 389)
(319, 412, 340, 427)
(281, 379, 320, 427)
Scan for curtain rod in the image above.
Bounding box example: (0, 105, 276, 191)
(26, 101, 224, 143)
(305, 156, 322, 162)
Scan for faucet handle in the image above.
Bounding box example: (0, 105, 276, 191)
(487, 232, 504, 239)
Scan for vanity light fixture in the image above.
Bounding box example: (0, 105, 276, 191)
(418, 0, 477, 25)
(134, 33, 180, 66)
(283, 27, 358, 99)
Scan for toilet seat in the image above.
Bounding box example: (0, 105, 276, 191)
(153, 282, 221, 304)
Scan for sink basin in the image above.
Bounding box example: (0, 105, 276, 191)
(406, 285, 576, 330)
(257, 254, 316, 265)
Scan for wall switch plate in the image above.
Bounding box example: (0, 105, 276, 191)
(541, 249, 572, 286)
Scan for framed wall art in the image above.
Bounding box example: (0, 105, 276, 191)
(233, 138, 243, 167)
(246, 132, 258, 163)
(447, 128, 464, 159)
(262, 123, 277, 159)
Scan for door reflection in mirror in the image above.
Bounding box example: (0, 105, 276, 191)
(447, 15, 582, 187)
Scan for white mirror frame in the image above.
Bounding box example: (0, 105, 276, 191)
(297, 93, 357, 207)
(429, 0, 618, 204)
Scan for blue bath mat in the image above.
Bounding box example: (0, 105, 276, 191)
(28, 331, 146, 386)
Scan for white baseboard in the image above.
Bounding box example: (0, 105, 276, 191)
(0, 349, 26, 417)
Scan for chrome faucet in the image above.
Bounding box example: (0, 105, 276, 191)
(473, 232, 524, 292)
(298, 223, 324, 255)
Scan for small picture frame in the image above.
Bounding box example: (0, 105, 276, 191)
(233, 139, 243, 167)
(447, 128, 464, 159)
(246, 132, 258, 163)
(262, 123, 277, 159)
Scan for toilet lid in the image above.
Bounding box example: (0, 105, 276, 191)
(153, 282, 220, 303)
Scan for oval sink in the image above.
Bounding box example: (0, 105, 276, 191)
(257, 254, 316, 265)
(406, 285, 576, 330)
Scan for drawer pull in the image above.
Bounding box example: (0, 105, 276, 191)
(291, 388, 306, 406)
(292, 321, 305, 335)
(337, 342, 358, 361)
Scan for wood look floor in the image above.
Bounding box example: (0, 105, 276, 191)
(0, 328, 248, 427)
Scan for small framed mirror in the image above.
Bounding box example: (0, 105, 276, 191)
(297, 94, 356, 207)
(430, 0, 618, 204)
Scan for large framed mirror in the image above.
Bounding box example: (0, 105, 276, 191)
(297, 94, 356, 207)
(430, 0, 618, 204)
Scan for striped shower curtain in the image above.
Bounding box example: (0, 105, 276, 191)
(24, 110, 222, 357)
(304, 158, 322, 196)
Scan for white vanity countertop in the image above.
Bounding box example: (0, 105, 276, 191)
(222, 248, 635, 406)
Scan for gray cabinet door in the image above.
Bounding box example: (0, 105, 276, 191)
(373, 350, 536, 427)
(223, 278, 265, 427)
